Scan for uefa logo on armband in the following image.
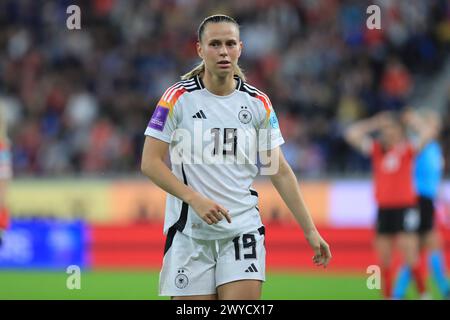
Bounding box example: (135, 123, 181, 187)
(269, 112, 279, 129)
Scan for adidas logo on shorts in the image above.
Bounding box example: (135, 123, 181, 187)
(245, 263, 258, 273)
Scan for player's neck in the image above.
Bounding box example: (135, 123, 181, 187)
(201, 71, 236, 96)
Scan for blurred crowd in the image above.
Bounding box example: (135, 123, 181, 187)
(0, 0, 449, 177)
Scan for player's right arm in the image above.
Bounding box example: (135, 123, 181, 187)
(141, 137, 231, 225)
(344, 115, 381, 155)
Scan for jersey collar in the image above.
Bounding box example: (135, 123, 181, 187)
(195, 74, 242, 91)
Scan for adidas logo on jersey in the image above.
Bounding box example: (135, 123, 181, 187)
(245, 263, 258, 273)
(192, 110, 207, 119)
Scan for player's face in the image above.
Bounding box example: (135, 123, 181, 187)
(197, 22, 242, 78)
(380, 121, 403, 146)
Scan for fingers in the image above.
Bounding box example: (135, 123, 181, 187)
(312, 243, 332, 268)
(211, 210, 223, 222)
(203, 216, 214, 225)
(312, 252, 323, 267)
(312, 244, 321, 257)
(205, 212, 219, 225)
(218, 205, 232, 223)
(312, 254, 325, 267)
(312, 244, 322, 266)
(203, 205, 231, 225)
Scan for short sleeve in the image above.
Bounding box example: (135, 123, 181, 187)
(256, 97, 285, 152)
(144, 85, 185, 143)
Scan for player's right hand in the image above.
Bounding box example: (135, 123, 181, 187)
(189, 193, 231, 225)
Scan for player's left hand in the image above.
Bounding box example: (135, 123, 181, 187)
(305, 230, 332, 268)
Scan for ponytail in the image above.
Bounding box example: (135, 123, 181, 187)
(233, 64, 247, 82)
(181, 61, 205, 80)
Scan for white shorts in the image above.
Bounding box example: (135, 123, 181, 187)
(159, 226, 266, 297)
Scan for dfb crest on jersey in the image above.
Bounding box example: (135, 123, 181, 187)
(175, 268, 189, 289)
(238, 106, 252, 124)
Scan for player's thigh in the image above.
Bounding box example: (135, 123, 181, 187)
(396, 207, 420, 261)
(215, 228, 266, 300)
(422, 229, 442, 251)
(397, 232, 419, 249)
(375, 234, 394, 261)
(397, 232, 420, 265)
(217, 280, 262, 300)
(160, 229, 217, 297)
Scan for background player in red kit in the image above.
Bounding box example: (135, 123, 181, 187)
(345, 112, 434, 299)
(392, 109, 449, 299)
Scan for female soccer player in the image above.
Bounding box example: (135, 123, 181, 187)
(0, 110, 11, 246)
(141, 14, 331, 300)
(345, 112, 434, 299)
(393, 109, 449, 299)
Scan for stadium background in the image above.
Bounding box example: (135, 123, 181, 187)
(0, 0, 449, 299)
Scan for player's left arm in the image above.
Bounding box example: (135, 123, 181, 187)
(403, 108, 438, 152)
(266, 147, 331, 268)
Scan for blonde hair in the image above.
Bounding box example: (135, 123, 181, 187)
(181, 14, 246, 81)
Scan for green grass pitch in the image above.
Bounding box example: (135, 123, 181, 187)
(0, 270, 442, 300)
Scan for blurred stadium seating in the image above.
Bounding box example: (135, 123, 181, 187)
(0, 0, 449, 176)
(0, 0, 449, 299)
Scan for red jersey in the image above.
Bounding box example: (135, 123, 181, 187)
(371, 141, 417, 208)
(0, 207, 9, 230)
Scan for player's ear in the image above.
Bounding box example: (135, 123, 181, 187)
(238, 41, 243, 58)
(197, 42, 203, 59)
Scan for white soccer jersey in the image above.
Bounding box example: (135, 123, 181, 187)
(144, 75, 284, 240)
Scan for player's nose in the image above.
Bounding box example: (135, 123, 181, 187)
(218, 45, 228, 56)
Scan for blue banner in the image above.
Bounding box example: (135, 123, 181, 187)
(0, 219, 87, 269)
